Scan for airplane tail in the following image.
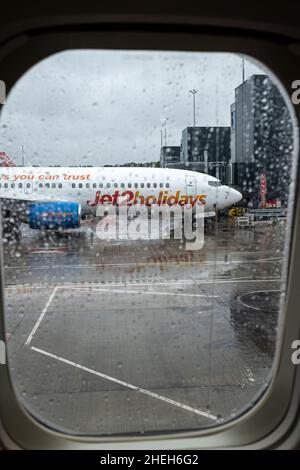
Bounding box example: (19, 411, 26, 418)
(0, 151, 16, 167)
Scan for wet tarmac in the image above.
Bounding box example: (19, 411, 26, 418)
(2, 218, 286, 435)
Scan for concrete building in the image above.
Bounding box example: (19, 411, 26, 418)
(231, 74, 293, 207)
(161, 127, 231, 183)
(181, 127, 231, 179)
(160, 146, 181, 168)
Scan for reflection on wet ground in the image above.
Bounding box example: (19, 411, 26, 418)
(3, 218, 286, 435)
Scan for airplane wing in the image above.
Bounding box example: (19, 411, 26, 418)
(0, 193, 74, 204)
(0, 194, 75, 215)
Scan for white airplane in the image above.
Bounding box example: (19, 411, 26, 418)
(0, 166, 242, 235)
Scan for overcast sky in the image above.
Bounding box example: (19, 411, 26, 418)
(0, 50, 265, 166)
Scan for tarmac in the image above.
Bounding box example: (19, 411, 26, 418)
(2, 218, 285, 435)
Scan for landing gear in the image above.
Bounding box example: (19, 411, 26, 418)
(1, 219, 21, 243)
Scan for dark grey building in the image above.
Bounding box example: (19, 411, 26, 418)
(160, 146, 181, 167)
(231, 74, 293, 207)
(180, 126, 231, 182)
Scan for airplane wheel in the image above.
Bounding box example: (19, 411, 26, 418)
(2, 219, 21, 242)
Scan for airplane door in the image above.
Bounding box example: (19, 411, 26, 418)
(186, 175, 196, 195)
(24, 181, 33, 194)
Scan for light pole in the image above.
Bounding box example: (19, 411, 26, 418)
(189, 89, 198, 127)
(21, 145, 25, 166)
(160, 117, 168, 146)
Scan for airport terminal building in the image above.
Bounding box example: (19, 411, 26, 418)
(161, 126, 231, 184)
(161, 74, 293, 208)
(230, 74, 293, 207)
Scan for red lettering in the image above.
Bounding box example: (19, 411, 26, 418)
(87, 191, 101, 207)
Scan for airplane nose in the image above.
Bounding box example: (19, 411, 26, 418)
(230, 188, 243, 205)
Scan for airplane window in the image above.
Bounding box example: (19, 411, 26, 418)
(0, 49, 296, 439)
(11, 183, 15, 188)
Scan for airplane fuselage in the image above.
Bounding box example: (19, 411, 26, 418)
(0, 167, 242, 217)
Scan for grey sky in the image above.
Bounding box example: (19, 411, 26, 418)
(0, 50, 265, 166)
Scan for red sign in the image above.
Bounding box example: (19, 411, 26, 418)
(260, 174, 267, 208)
(260, 174, 267, 191)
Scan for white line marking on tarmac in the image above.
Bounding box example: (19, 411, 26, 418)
(5, 257, 283, 271)
(30, 346, 217, 421)
(25, 286, 58, 346)
(154, 278, 280, 285)
(4, 278, 281, 291)
(61, 286, 219, 298)
(237, 289, 281, 311)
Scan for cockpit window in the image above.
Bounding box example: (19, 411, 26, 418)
(208, 180, 222, 187)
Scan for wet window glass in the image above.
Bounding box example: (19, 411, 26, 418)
(0, 50, 296, 436)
